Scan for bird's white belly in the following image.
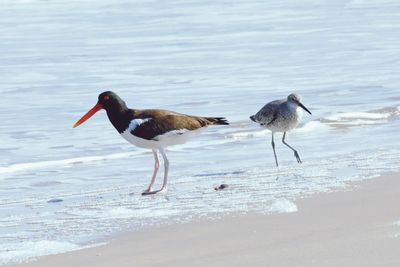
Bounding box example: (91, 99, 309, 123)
(120, 128, 203, 149)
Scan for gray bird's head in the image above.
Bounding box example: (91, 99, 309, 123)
(287, 93, 312, 115)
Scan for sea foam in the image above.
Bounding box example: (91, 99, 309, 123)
(0, 241, 81, 264)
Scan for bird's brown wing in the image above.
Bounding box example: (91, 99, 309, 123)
(131, 109, 216, 140)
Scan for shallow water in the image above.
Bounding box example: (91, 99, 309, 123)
(1, 0, 400, 264)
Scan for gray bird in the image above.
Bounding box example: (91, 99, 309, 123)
(250, 93, 312, 167)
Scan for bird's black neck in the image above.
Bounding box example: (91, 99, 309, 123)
(105, 106, 134, 134)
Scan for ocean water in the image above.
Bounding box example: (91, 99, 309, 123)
(1, 0, 400, 264)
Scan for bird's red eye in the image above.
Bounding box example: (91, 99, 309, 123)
(104, 95, 110, 101)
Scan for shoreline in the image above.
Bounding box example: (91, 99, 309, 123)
(7, 172, 400, 267)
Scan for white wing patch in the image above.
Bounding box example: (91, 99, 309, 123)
(165, 129, 189, 136)
(128, 118, 152, 132)
(153, 129, 189, 140)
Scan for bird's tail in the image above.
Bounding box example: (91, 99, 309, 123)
(206, 117, 229, 125)
(249, 115, 256, 122)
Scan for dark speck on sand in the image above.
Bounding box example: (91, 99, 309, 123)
(214, 184, 229, 191)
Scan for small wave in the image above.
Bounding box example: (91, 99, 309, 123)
(227, 129, 270, 141)
(0, 151, 142, 175)
(321, 106, 400, 128)
(226, 121, 327, 141)
(326, 112, 391, 121)
(293, 121, 329, 134)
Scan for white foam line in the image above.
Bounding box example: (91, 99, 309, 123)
(268, 198, 298, 213)
(0, 134, 240, 175)
(0, 241, 106, 265)
(293, 121, 329, 133)
(227, 129, 270, 141)
(326, 112, 391, 121)
(0, 152, 141, 175)
(227, 121, 328, 140)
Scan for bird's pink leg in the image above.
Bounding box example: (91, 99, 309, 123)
(142, 149, 160, 195)
(158, 148, 169, 193)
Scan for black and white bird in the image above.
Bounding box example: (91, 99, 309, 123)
(73, 91, 229, 195)
(250, 93, 312, 167)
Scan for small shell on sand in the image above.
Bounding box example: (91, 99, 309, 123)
(47, 198, 63, 203)
(214, 184, 229, 191)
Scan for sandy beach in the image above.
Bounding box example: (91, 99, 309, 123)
(8, 172, 400, 267)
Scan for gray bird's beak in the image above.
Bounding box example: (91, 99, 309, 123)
(298, 102, 312, 115)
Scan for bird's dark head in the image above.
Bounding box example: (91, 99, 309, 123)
(97, 91, 127, 111)
(73, 91, 128, 128)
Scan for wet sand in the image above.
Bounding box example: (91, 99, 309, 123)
(9, 173, 400, 267)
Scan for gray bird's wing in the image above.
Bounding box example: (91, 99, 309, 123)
(253, 99, 283, 125)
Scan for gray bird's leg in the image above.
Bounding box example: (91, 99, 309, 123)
(271, 132, 279, 167)
(282, 132, 302, 164)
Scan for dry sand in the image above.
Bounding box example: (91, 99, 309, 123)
(8, 173, 400, 267)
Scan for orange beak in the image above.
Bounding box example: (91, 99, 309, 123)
(73, 103, 103, 128)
